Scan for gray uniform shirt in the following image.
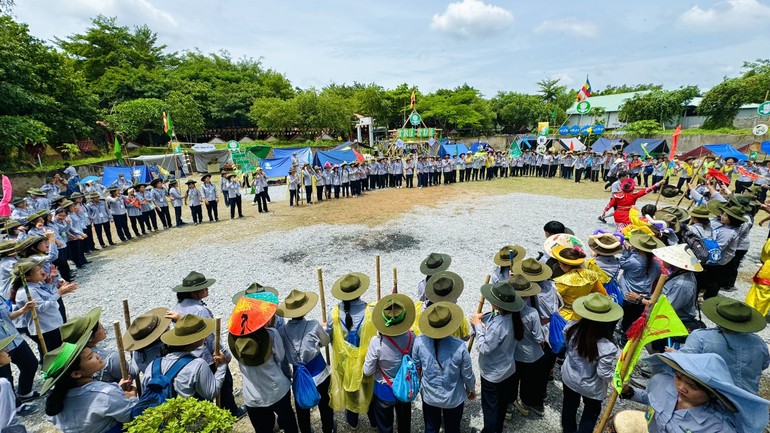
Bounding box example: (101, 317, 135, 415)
(280, 318, 331, 386)
(141, 351, 227, 400)
(412, 335, 475, 409)
(239, 328, 291, 407)
(186, 187, 202, 206)
(50, 380, 136, 433)
(473, 312, 517, 383)
(363, 331, 414, 386)
(513, 305, 545, 363)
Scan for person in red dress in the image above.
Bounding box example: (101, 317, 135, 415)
(600, 178, 662, 231)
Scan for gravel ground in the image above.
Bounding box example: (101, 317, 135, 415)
(17, 188, 770, 432)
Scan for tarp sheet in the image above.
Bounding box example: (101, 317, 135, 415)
(313, 150, 359, 167)
(518, 137, 536, 149)
(438, 144, 470, 157)
(260, 157, 293, 179)
(128, 155, 188, 175)
(762, 141, 770, 155)
(624, 139, 668, 156)
(332, 141, 354, 151)
(245, 145, 271, 159)
(272, 147, 312, 165)
(704, 144, 747, 161)
(190, 149, 231, 172)
(558, 138, 586, 151)
(102, 167, 134, 188)
(469, 142, 489, 152)
(591, 138, 625, 153)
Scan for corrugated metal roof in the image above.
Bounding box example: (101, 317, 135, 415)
(566, 91, 650, 114)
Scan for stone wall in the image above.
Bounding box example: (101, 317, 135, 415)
(5, 164, 105, 196)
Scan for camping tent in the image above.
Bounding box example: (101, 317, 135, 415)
(557, 138, 586, 152)
(738, 141, 770, 155)
(188, 149, 231, 172)
(313, 150, 359, 167)
(591, 138, 626, 153)
(103, 165, 154, 187)
(469, 141, 489, 152)
(128, 155, 188, 175)
(245, 145, 271, 160)
(624, 139, 668, 156)
(680, 144, 747, 161)
(438, 144, 470, 157)
(272, 147, 312, 165)
(332, 141, 354, 151)
(260, 157, 293, 179)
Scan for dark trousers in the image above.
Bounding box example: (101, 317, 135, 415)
(221, 366, 238, 414)
(255, 192, 269, 213)
(697, 264, 724, 299)
(334, 185, 341, 198)
(246, 390, 298, 433)
(325, 185, 332, 199)
(342, 183, 349, 197)
(229, 196, 243, 217)
(128, 215, 143, 236)
(472, 168, 479, 181)
(296, 376, 335, 433)
(316, 185, 324, 202)
(372, 394, 411, 433)
(305, 185, 313, 203)
(0, 341, 37, 399)
(345, 405, 375, 429)
(481, 375, 513, 433)
(113, 214, 131, 241)
(83, 225, 95, 252)
(35, 329, 62, 364)
(94, 222, 114, 247)
(735, 180, 753, 194)
(143, 210, 158, 231)
(561, 384, 602, 433)
(205, 201, 219, 221)
(422, 401, 463, 433)
(722, 250, 747, 290)
(510, 356, 549, 409)
(406, 175, 413, 188)
(591, 169, 600, 182)
(71, 239, 86, 267)
(172, 206, 184, 226)
(190, 205, 203, 223)
(290, 189, 298, 206)
(52, 248, 72, 281)
(652, 175, 664, 188)
(676, 177, 689, 192)
(575, 168, 585, 183)
(156, 206, 172, 228)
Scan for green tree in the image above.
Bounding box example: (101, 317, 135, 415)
(249, 97, 300, 132)
(419, 85, 492, 134)
(165, 91, 204, 138)
(106, 98, 166, 142)
(490, 92, 549, 132)
(618, 86, 699, 124)
(698, 59, 770, 128)
(622, 120, 661, 137)
(592, 84, 662, 96)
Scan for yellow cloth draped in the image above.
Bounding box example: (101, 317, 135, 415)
(746, 238, 770, 316)
(412, 300, 470, 339)
(554, 268, 607, 321)
(328, 304, 376, 413)
(585, 258, 612, 284)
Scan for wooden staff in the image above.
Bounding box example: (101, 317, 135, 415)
(317, 268, 331, 363)
(593, 274, 668, 433)
(675, 158, 706, 207)
(214, 317, 221, 408)
(392, 267, 398, 294)
(112, 321, 129, 381)
(21, 277, 46, 355)
(376, 255, 381, 300)
(122, 299, 131, 329)
(467, 275, 491, 352)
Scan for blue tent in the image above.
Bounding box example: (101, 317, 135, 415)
(591, 138, 625, 153)
(313, 150, 358, 167)
(703, 144, 747, 161)
(761, 141, 770, 155)
(469, 141, 489, 152)
(518, 137, 537, 149)
(272, 147, 312, 165)
(624, 139, 668, 156)
(438, 144, 470, 157)
(103, 165, 152, 187)
(260, 157, 293, 179)
(332, 141, 354, 151)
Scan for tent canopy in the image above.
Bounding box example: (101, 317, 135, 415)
(332, 141, 354, 151)
(624, 139, 668, 156)
(102, 166, 134, 187)
(557, 138, 586, 151)
(704, 144, 747, 161)
(128, 155, 188, 175)
(438, 144, 470, 157)
(591, 138, 625, 153)
(272, 147, 312, 165)
(245, 145, 271, 160)
(260, 157, 293, 179)
(469, 141, 489, 152)
(313, 150, 358, 167)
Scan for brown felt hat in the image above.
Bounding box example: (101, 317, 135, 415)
(122, 308, 173, 351)
(331, 272, 370, 301)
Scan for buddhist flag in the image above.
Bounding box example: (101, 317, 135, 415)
(410, 90, 416, 108)
(576, 76, 592, 102)
(163, 112, 174, 138)
(114, 137, 123, 166)
(668, 124, 682, 161)
(612, 295, 689, 393)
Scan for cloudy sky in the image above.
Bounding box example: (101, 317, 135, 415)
(12, 0, 770, 97)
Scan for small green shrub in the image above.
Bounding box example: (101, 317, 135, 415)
(124, 397, 237, 433)
(60, 143, 81, 160)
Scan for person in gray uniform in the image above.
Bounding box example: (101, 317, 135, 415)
(106, 188, 131, 241)
(86, 193, 114, 248)
(168, 180, 186, 227)
(201, 174, 219, 222)
(150, 178, 171, 229)
(184, 179, 203, 225)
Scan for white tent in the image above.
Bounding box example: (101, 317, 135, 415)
(208, 137, 225, 144)
(558, 138, 586, 151)
(239, 136, 254, 143)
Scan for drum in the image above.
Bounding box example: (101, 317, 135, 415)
(609, 410, 647, 433)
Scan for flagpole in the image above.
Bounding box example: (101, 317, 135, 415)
(593, 274, 668, 433)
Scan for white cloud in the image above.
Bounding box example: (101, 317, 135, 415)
(430, 0, 513, 38)
(549, 73, 575, 86)
(535, 17, 597, 38)
(48, 0, 178, 28)
(679, 0, 770, 30)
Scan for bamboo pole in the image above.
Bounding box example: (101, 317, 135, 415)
(112, 321, 129, 382)
(392, 267, 398, 294)
(122, 299, 131, 330)
(22, 277, 46, 355)
(467, 275, 491, 352)
(376, 255, 381, 300)
(317, 268, 331, 363)
(214, 317, 221, 408)
(593, 274, 668, 433)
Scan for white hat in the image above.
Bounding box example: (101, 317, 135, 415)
(614, 158, 626, 164)
(652, 244, 703, 272)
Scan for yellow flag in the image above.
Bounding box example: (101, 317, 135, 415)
(537, 122, 550, 136)
(612, 295, 689, 393)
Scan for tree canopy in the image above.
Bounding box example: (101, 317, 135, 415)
(697, 59, 770, 128)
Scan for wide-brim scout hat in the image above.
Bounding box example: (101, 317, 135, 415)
(28, 189, 45, 196)
(702, 297, 765, 333)
(168, 179, 178, 186)
(11, 258, 41, 283)
(332, 272, 370, 301)
(418, 302, 464, 339)
(492, 245, 525, 267)
(0, 240, 19, 255)
(512, 258, 553, 282)
(543, 233, 584, 258)
(60, 307, 102, 344)
(588, 233, 622, 256)
(185, 179, 197, 185)
(425, 271, 464, 303)
(228, 327, 271, 367)
(689, 205, 715, 220)
(134, 183, 147, 189)
(479, 280, 524, 313)
(40, 331, 91, 394)
(69, 192, 84, 199)
(610, 411, 648, 433)
(660, 185, 679, 198)
(227, 174, 237, 180)
(420, 252, 452, 275)
(231, 282, 279, 304)
(150, 178, 163, 186)
(106, 187, 119, 193)
(122, 307, 173, 351)
(654, 211, 681, 233)
(656, 353, 736, 412)
(653, 244, 703, 272)
(3, 219, 21, 232)
(228, 292, 279, 336)
(372, 293, 416, 336)
(200, 174, 212, 182)
(720, 204, 748, 222)
(661, 206, 689, 222)
(161, 314, 216, 346)
(573, 293, 623, 322)
(277, 289, 318, 319)
(628, 232, 664, 253)
(172, 271, 216, 293)
(10, 197, 24, 205)
(59, 200, 74, 209)
(706, 199, 725, 218)
(86, 193, 100, 200)
(551, 245, 585, 266)
(508, 274, 541, 298)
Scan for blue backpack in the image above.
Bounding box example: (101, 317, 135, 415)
(293, 363, 321, 409)
(603, 266, 623, 306)
(379, 333, 420, 403)
(549, 312, 567, 354)
(130, 355, 195, 418)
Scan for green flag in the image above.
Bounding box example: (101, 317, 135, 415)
(113, 137, 123, 165)
(163, 112, 174, 138)
(551, 108, 557, 121)
(510, 140, 522, 157)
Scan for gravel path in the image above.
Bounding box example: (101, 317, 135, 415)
(20, 190, 770, 432)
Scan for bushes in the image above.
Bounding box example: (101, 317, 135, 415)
(124, 397, 236, 433)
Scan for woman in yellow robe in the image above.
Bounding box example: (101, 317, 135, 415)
(746, 237, 770, 316)
(550, 245, 607, 320)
